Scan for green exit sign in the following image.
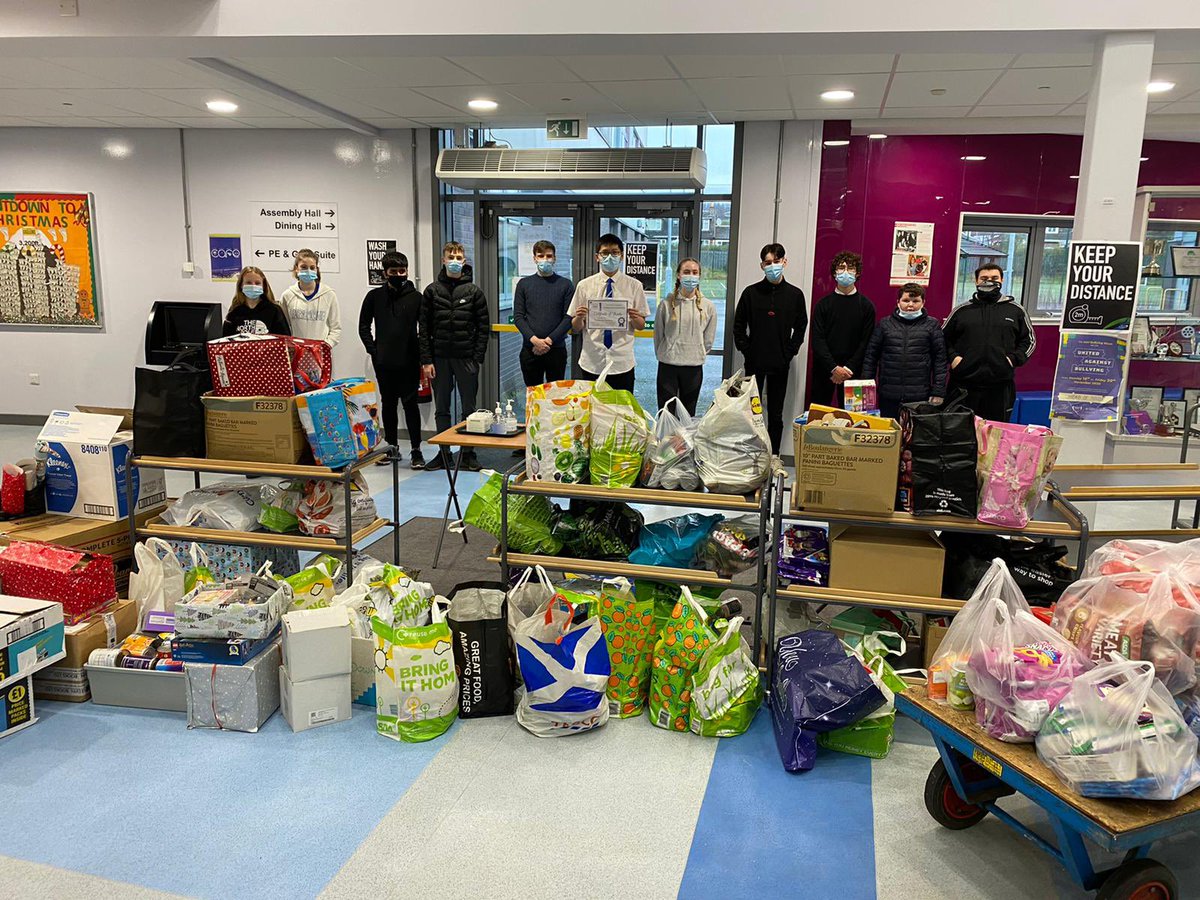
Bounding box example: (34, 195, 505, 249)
(546, 117, 586, 140)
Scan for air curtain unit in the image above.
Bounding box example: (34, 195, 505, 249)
(435, 147, 707, 190)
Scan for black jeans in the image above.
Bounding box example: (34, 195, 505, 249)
(809, 374, 837, 409)
(656, 362, 703, 415)
(580, 366, 635, 392)
(752, 367, 790, 455)
(375, 365, 423, 450)
(519, 344, 568, 386)
(433, 356, 481, 434)
(952, 378, 1016, 423)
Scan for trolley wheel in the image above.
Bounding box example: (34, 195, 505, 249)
(1096, 859, 1177, 900)
(923, 758, 987, 830)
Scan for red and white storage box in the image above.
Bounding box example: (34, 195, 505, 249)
(0, 540, 117, 625)
(207, 335, 332, 398)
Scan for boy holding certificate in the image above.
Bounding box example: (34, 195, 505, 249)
(570, 233, 650, 392)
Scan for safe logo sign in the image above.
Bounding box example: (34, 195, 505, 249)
(1059, 241, 1140, 333)
(209, 234, 242, 281)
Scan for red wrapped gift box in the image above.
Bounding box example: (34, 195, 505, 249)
(0, 540, 117, 625)
(207, 335, 332, 397)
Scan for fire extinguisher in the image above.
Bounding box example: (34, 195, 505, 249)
(417, 367, 432, 404)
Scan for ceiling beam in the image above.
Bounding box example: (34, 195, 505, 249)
(187, 57, 381, 136)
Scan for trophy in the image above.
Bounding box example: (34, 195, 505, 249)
(1143, 238, 1166, 276)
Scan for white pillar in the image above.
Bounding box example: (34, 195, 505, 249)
(1055, 33, 1155, 477)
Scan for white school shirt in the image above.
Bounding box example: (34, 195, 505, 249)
(572, 270, 650, 376)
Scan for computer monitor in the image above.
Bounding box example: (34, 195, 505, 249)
(144, 301, 223, 365)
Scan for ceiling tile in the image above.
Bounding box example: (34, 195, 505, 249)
(338, 56, 482, 87)
(0, 116, 43, 125)
(501, 82, 623, 114)
(284, 89, 399, 119)
(669, 55, 783, 78)
(1147, 63, 1200, 95)
(1154, 51, 1200, 65)
(708, 109, 794, 122)
(15, 59, 124, 88)
(159, 117, 253, 128)
(20, 116, 123, 127)
(897, 53, 1016, 72)
(64, 89, 200, 117)
(979, 67, 1093, 105)
(687, 77, 791, 110)
(589, 79, 702, 113)
(141, 88, 297, 118)
(412, 84, 535, 115)
(225, 57, 387, 90)
(449, 56, 580, 84)
(92, 116, 194, 127)
(967, 105, 1070, 117)
(0, 88, 135, 118)
(792, 106, 881, 120)
(780, 54, 895, 75)
(1058, 104, 1088, 117)
(1151, 101, 1200, 115)
(880, 106, 974, 118)
(360, 117, 426, 128)
(1013, 52, 1096, 68)
(885, 69, 1003, 107)
(563, 56, 675, 82)
(235, 117, 322, 129)
(786, 73, 890, 110)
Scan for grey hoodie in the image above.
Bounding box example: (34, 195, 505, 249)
(280, 282, 342, 346)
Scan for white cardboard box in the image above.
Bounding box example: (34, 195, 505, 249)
(281, 606, 351, 682)
(38, 410, 167, 522)
(280, 666, 351, 733)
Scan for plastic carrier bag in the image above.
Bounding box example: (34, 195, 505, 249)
(297, 474, 378, 538)
(689, 615, 762, 738)
(694, 370, 771, 495)
(628, 513, 722, 569)
(642, 399, 700, 491)
(594, 577, 657, 718)
(551, 499, 642, 561)
(590, 366, 652, 488)
(507, 564, 556, 641)
(162, 480, 267, 532)
(816, 633, 909, 760)
(259, 481, 303, 534)
(1038, 655, 1200, 801)
(649, 587, 716, 732)
(526, 379, 592, 484)
(372, 598, 458, 743)
(463, 471, 562, 555)
(129, 538, 185, 619)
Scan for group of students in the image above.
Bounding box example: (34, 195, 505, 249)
(222, 234, 1036, 471)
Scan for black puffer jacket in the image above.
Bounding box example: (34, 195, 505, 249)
(861, 310, 949, 403)
(419, 265, 490, 364)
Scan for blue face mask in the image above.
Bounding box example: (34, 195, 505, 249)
(297, 269, 318, 283)
(835, 271, 857, 288)
(898, 308, 923, 319)
(446, 260, 464, 276)
(536, 259, 555, 276)
(680, 275, 701, 292)
(242, 284, 264, 300)
(599, 254, 620, 275)
(763, 263, 784, 282)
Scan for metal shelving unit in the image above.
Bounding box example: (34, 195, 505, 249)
(126, 447, 400, 581)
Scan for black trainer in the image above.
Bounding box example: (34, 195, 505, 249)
(461, 449, 482, 472)
(410, 449, 426, 470)
(425, 449, 450, 471)
(376, 444, 398, 465)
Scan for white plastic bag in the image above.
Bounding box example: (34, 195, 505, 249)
(694, 370, 771, 494)
(514, 592, 611, 737)
(297, 474, 377, 537)
(162, 480, 266, 531)
(642, 399, 700, 491)
(507, 564, 555, 640)
(129, 538, 185, 619)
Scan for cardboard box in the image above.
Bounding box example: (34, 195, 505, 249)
(280, 666, 351, 732)
(184, 641, 281, 732)
(0, 596, 66, 689)
(37, 410, 167, 522)
(32, 598, 137, 701)
(828, 527, 946, 599)
(0, 509, 162, 593)
(923, 620, 951, 669)
(351, 636, 376, 707)
(282, 606, 351, 682)
(0, 677, 36, 739)
(202, 394, 306, 464)
(794, 420, 901, 515)
(171, 628, 279, 666)
(75, 406, 134, 430)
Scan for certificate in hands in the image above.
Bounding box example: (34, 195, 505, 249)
(587, 299, 629, 331)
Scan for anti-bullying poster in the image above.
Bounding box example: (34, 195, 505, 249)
(1050, 331, 1127, 421)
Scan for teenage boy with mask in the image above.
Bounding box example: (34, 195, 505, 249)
(809, 250, 877, 408)
(943, 263, 1035, 422)
(570, 234, 649, 392)
(359, 251, 426, 468)
(732, 242, 809, 455)
(421, 241, 490, 471)
(514, 239, 574, 386)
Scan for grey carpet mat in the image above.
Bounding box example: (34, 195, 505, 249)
(362, 515, 504, 596)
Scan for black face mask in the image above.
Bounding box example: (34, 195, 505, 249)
(387, 275, 408, 291)
(976, 282, 1001, 297)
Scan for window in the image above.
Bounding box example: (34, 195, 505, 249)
(445, 202, 476, 267)
(702, 124, 736, 195)
(957, 226, 1029, 306)
(1140, 225, 1200, 313)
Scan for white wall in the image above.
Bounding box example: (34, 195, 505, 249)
(0, 126, 433, 419)
(731, 120, 823, 439)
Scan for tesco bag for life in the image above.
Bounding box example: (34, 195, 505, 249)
(526, 379, 592, 484)
(689, 616, 762, 738)
(129, 538, 185, 620)
(514, 593, 611, 737)
(694, 370, 771, 495)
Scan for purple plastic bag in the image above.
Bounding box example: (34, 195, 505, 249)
(770, 630, 887, 772)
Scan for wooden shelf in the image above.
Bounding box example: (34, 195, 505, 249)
(487, 550, 739, 589)
(132, 449, 387, 481)
(778, 583, 966, 616)
(138, 516, 390, 553)
(1062, 485, 1200, 502)
(509, 475, 763, 512)
(784, 503, 1080, 539)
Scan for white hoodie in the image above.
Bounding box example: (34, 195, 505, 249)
(280, 282, 342, 346)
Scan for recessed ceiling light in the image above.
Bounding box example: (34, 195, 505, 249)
(1140, 156, 1150, 161)
(1069, 175, 1080, 179)
(868, 133, 888, 139)
(820, 90, 855, 101)
(823, 139, 850, 147)
(468, 98, 498, 111)
(102, 141, 131, 160)
(206, 99, 239, 113)
(1147, 81, 1175, 94)
(960, 155, 987, 161)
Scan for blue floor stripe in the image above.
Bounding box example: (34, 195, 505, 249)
(679, 709, 877, 900)
(0, 701, 449, 899)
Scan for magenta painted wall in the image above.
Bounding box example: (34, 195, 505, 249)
(811, 128, 1200, 398)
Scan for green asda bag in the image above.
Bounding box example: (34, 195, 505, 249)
(463, 471, 562, 555)
(649, 587, 715, 732)
(689, 615, 762, 738)
(595, 577, 657, 718)
(589, 374, 651, 488)
(817, 631, 908, 759)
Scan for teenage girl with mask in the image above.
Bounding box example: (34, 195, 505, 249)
(222, 266, 291, 336)
(860, 282, 948, 419)
(279, 248, 342, 346)
(809, 250, 876, 408)
(654, 257, 717, 415)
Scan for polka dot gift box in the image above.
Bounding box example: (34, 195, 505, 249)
(0, 540, 117, 625)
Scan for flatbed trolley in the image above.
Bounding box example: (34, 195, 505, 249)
(898, 686, 1200, 899)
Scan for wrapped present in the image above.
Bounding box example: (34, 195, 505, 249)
(207, 334, 296, 397)
(185, 641, 282, 732)
(295, 378, 382, 469)
(165, 540, 300, 583)
(174, 575, 289, 640)
(0, 540, 117, 625)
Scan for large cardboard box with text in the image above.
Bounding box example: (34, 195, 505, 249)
(38, 411, 166, 522)
(32, 599, 138, 702)
(794, 421, 901, 515)
(202, 394, 306, 464)
(828, 526, 946, 599)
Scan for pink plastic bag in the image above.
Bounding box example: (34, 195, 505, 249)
(975, 419, 1063, 529)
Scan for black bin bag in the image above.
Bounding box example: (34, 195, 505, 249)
(133, 349, 211, 458)
(446, 581, 516, 718)
(899, 398, 977, 518)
